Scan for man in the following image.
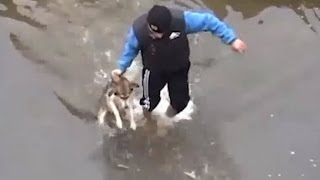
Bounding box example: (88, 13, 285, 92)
(116, 5, 247, 121)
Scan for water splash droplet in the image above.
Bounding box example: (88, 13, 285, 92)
(309, 159, 315, 162)
(105, 50, 111, 60)
(290, 151, 295, 155)
(301, 174, 305, 177)
(312, 164, 317, 167)
(267, 174, 272, 178)
(278, 173, 282, 177)
(270, 114, 274, 118)
(203, 163, 209, 174)
(83, 30, 89, 43)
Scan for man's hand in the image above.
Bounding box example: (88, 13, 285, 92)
(111, 69, 125, 82)
(231, 39, 247, 53)
(112, 69, 125, 77)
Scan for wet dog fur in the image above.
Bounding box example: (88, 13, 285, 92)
(97, 69, 139, 130)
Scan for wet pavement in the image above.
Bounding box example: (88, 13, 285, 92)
(1, 0, 320, 180)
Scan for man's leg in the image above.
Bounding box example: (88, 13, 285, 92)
(140, 68, 167, 121)
(166, 63, 191, 117)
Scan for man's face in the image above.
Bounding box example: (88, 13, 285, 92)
(148, 24, 164, 39)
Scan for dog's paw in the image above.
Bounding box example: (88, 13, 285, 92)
(98, 118, 105, 126)
(130, 122, 137, 130)
(97, 110, 107, 126)
(98, 120, 104, 126)
(116, 120, 123, 129)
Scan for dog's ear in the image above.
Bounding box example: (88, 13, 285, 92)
(130, 82, 140, 89)
(111, 69, 122, 82)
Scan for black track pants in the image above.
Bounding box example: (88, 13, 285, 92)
(140, 63, 191, 113)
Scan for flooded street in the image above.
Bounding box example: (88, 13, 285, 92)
(1, 0, 320, 180)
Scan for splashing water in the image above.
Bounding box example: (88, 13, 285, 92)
(131, 83, 197, 129)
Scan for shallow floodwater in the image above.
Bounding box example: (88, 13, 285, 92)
(1, 0, 320, 180)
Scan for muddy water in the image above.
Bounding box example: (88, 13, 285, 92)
(1, 0, 320, 180)
(203, 0, 320, 32)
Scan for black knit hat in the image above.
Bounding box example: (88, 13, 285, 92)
(147, 5, 172, 33)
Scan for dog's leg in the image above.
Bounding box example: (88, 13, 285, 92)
(108, 100, 123, 129)
(98, 108, 107, 126)
(128, 103, 137, 130)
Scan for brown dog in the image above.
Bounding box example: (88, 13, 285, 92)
(97, 69, 139, 130)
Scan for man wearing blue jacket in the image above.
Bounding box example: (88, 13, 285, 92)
(116, 5, 247, 121)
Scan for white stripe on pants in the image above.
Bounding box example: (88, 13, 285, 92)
(143, 69, 150, 110)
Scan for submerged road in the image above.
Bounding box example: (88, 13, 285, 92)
(0, 0, 320, 180)
(0, 19, 103, 180)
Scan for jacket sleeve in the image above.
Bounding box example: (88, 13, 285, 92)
(118, 26, 140, 72)
(183, 10, 237, 44)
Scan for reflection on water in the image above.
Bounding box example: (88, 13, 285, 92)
(2, 0, 320, 32)
(203, 0, 320, 32)
(203, 0, 320, 18)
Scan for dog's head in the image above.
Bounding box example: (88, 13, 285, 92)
(110, 69, 139, 100)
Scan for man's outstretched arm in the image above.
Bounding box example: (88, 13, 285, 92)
(184, 10, 246, 52)
(118, 27, 140, 73)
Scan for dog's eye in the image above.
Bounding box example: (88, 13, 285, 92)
(114, 92, 119, 96)
(130, 88, 134, 91)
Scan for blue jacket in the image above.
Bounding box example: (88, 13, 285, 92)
(118, 10, 237, 72)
